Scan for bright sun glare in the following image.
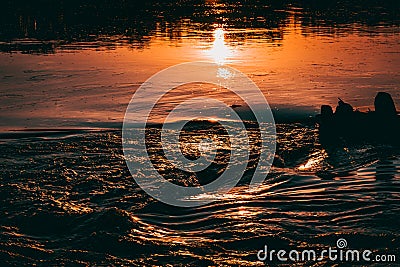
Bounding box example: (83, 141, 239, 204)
(208, 28, 231, 65)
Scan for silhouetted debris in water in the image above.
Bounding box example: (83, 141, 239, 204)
(375, 92, 397, 117)
(336, 98, 354, 116)
(316, 92, 400, 144)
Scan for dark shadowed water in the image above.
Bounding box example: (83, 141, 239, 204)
(1, 125, 399, 266)
(1, 0, 400, 266)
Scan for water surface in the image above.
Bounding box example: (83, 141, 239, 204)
(1, 1, 400, 266)
(0, 0, 399, 129)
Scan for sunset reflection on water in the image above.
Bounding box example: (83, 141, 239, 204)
(206, 27, 232, 65)
(0, 7, 399, 130)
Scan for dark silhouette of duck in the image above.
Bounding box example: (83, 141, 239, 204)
(316, 92, 400, 144)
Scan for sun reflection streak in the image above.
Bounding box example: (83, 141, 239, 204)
(298, 150, 329, 171)
(207, 28, 231, 65)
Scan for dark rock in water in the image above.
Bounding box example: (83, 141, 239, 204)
(316, 92, 400, 144)
(335, 98, 354, 116)
(230, 104, 242, 109)
(321, 105, 333, 117)
(375, 92, 397, 117)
